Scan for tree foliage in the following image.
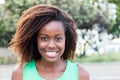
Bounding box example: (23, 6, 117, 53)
(0, 0, 118, 47)
(108, 0, 120, 38)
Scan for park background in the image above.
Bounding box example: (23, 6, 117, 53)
(0, 0, 120, 80)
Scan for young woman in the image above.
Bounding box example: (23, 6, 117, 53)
(9, 4, 89, 80)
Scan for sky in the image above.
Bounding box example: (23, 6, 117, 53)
(0, 0, 5, 4)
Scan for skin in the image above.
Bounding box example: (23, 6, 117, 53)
(36, 21, 66, 79)
(11, 21, 89, 80)
(37, 21, 65, 63)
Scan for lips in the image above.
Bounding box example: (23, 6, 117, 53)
(45, 51, 58, 57)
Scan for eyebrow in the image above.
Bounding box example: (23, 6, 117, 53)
(39, 33, 65, 37)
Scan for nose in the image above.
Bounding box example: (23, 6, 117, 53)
(47, 40, 56, 49)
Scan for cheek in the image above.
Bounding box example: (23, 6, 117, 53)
(62, 40, 66, 53)
(38, 42, 47, 49)
(59, 41, 65, 51)
(37, 39, 46, 50)
(37, 42, 48, 55)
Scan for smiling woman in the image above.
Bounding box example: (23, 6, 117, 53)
(8, 4, 89, 80)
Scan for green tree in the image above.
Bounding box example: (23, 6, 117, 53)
(0, 0, 49, 46)
(108, 0, 120, 38)
(0, 0, 118, 47)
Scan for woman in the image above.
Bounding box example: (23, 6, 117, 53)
(9, 4, 89, 80)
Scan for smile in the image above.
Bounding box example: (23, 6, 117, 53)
(45, 51, 58, 57)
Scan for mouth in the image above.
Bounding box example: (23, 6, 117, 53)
(45, 51, 58, 58)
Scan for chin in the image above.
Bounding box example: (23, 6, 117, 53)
(45, 58, 61, 63)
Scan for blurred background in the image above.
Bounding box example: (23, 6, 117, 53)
(0, 0, 120, 80)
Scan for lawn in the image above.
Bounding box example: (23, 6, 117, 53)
(0, 52, 120, 64)
(73, 52, 120, 63)
(0, 56, 17, 64)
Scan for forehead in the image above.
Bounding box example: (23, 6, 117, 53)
(39, 21, 65, 35)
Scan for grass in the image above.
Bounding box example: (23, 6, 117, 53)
(73, 52, 120, 63)
(0, 52, 120, 64)
(0, 56, 17, 64)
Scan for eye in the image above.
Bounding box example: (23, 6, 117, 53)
(55, 37, 63, 42)
(39, 36, 48, 42)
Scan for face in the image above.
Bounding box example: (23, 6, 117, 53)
(37, 21, 65, 62)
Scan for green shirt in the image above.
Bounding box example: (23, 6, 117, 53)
(23, 60, 78, 80)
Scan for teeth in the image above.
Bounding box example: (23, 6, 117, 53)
(46, 52, 57, 57)
(46, 52, 56, 54)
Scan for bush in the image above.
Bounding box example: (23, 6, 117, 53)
(0, 12, 15, 47)
(0, 31, 14, 47)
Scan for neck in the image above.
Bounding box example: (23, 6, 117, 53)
(36, 59, 65, 72)
(36, 59, 66, 80)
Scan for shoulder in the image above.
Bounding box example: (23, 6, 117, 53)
(78, 65, 89, 80)
(11, 63, 23, 80)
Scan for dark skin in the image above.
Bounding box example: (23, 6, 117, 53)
(12, 21, 89, 80)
